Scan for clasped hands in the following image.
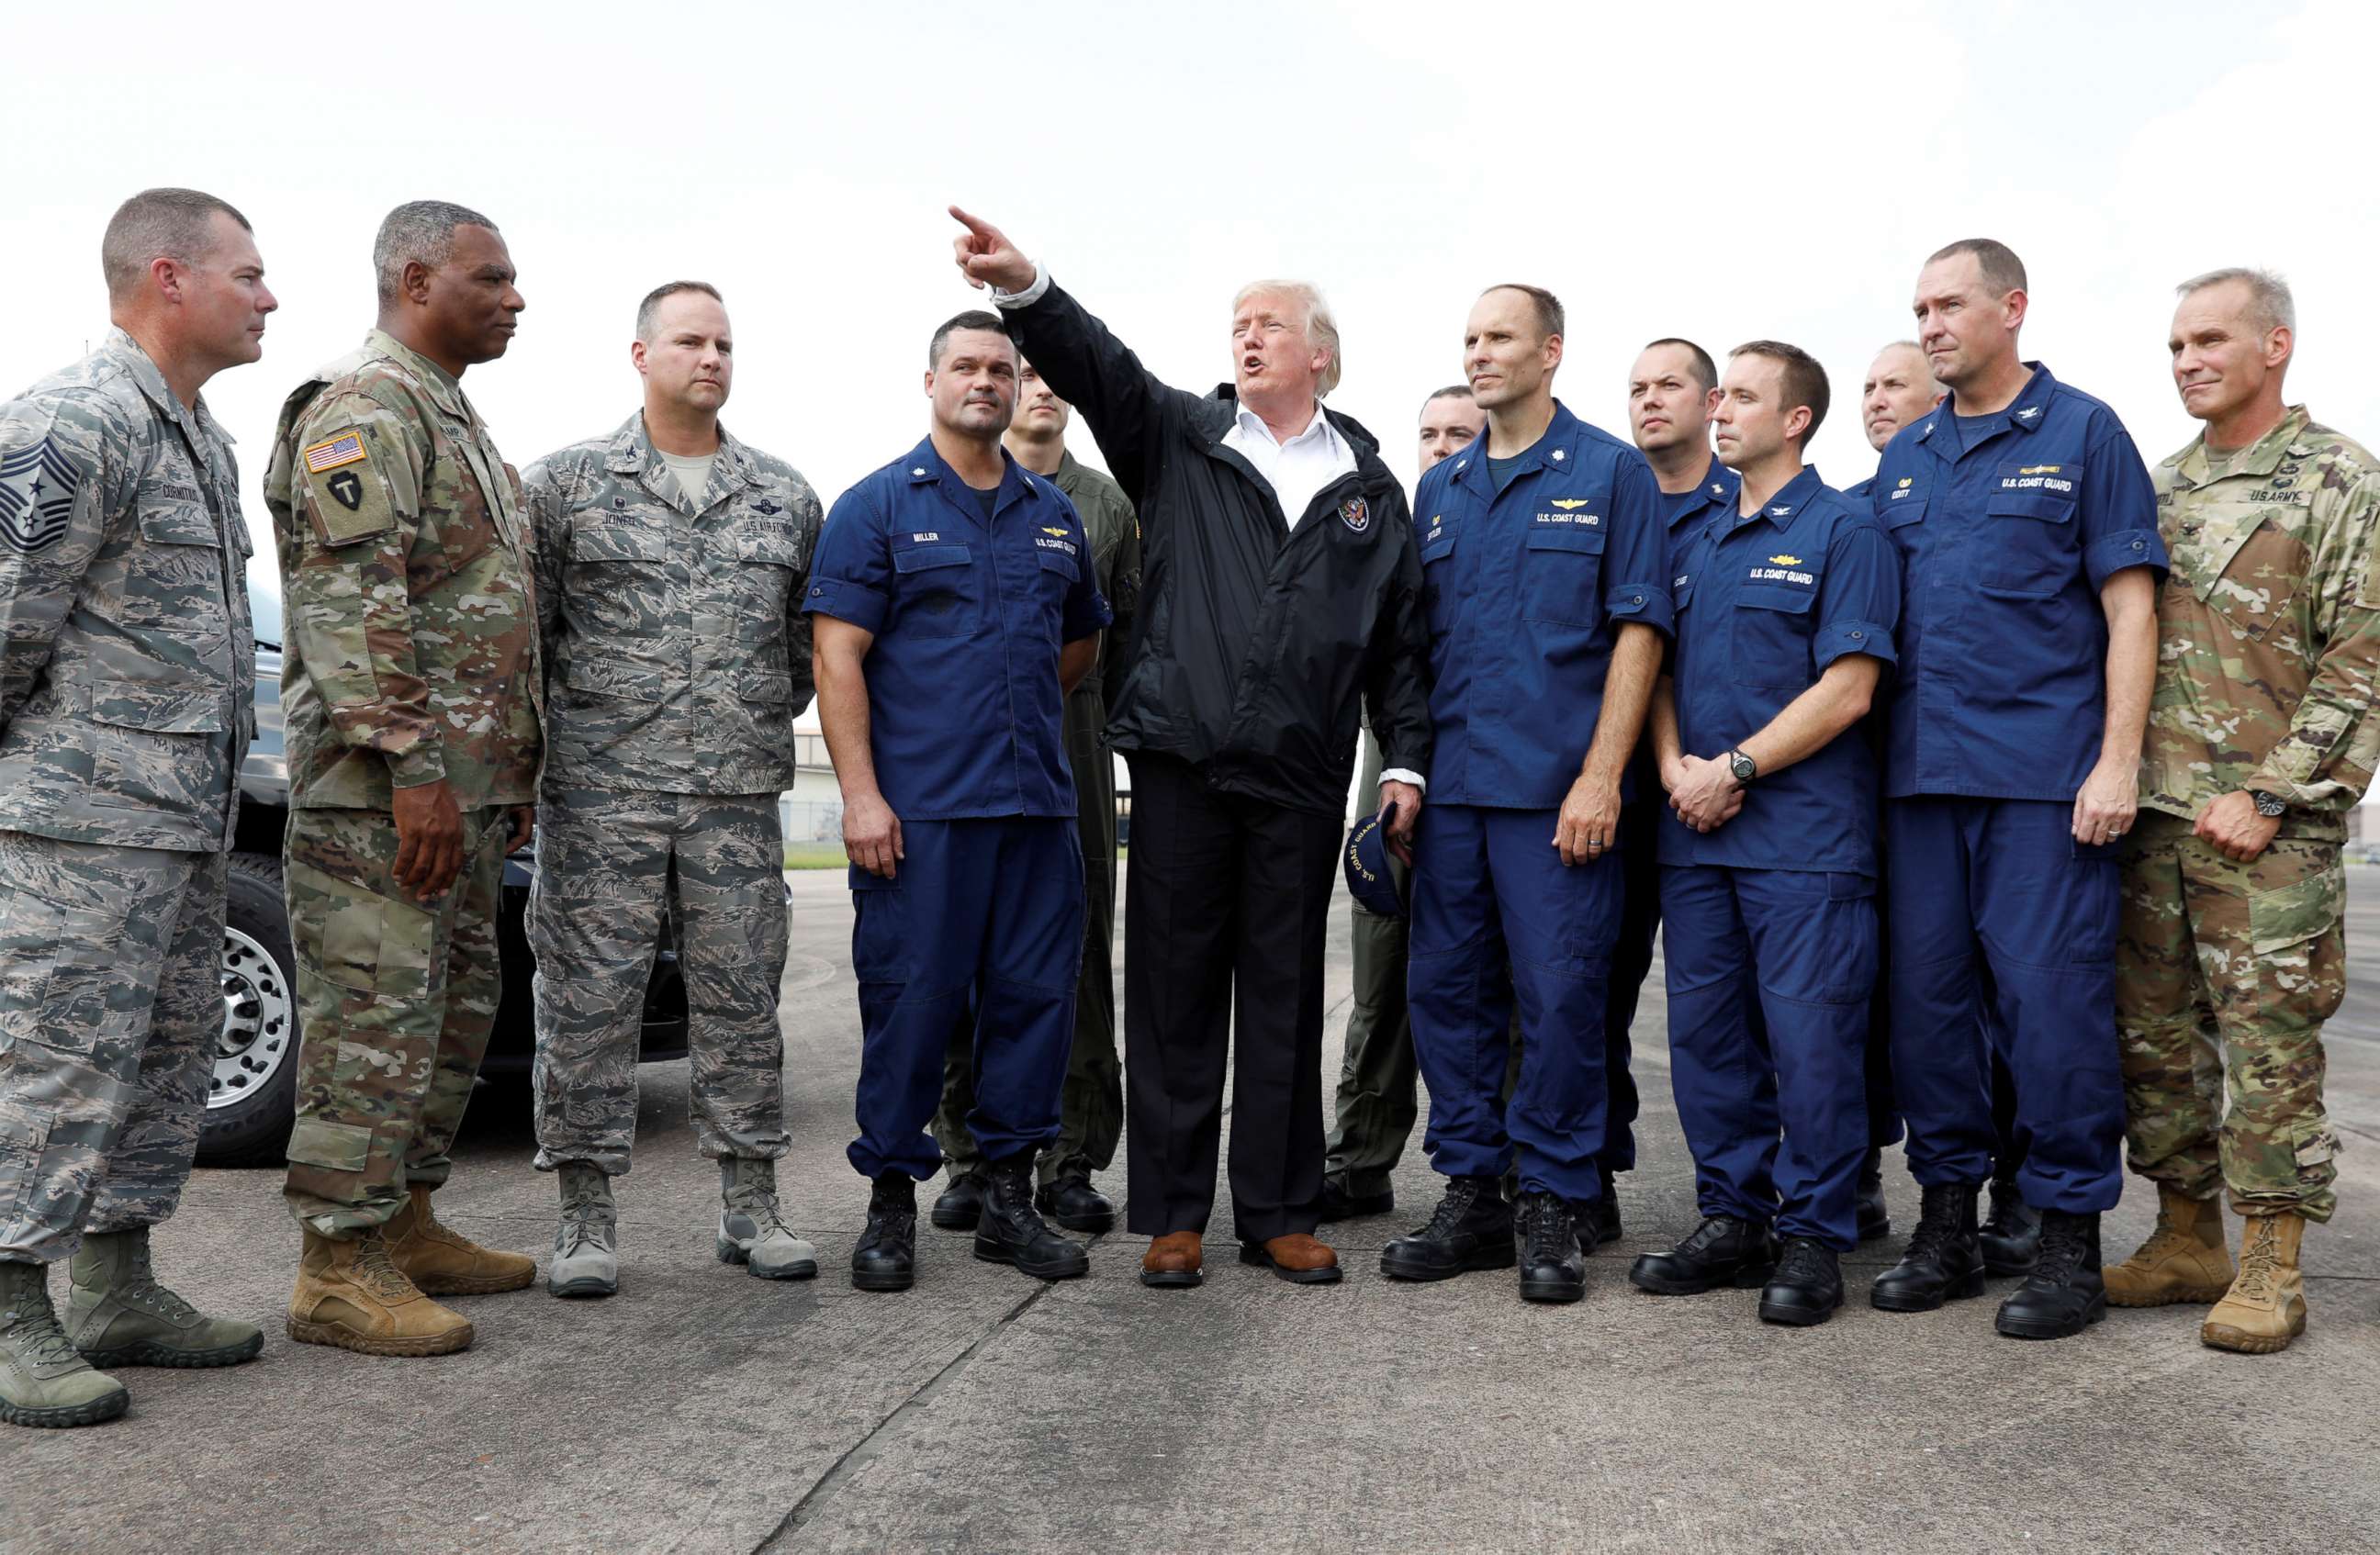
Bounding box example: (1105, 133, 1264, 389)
(1665, 752, 1746, 834)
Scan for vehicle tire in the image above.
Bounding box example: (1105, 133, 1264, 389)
(198, 851, 303, 1167)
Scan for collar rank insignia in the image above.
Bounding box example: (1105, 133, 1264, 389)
(1340, 495, 1371, 533)
(0, 437, 82, 554)
(1551, 449, 1566, 461)
(2016, 406, 2042, 420)
(1710, 484, 1724, 497)
(1550, 498, 1589, 510)
(1769, 506, 1791, 517)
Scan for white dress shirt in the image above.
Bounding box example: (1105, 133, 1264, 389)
(1221, 399, 1358, 530)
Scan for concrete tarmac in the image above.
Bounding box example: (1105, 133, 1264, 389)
(7, 867, 2378, 1555)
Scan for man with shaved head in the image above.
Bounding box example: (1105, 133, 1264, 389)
(1382, 283, 1671, 1305)
(950, 208, 1432, 1290)
(522, 282, 825, 1298)
(269, 200, 543, 1358)
(0, 188, 274, 1427)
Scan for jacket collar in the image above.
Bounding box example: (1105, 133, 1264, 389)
(2172, 404, 2313, 488)
(1667, 452, 1740, 530)
(1445, 399, 1594, 503)
(901, 433, 1045, 527)
(1913, 360, 2057, 453)
(101, 328, 230, 455)
(1721, 464, 1824, 537)
(365, 328, 475, 424)
(601, 411, 758, 513)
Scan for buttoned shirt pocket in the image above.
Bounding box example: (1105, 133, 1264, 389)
(2191, 502, 2308, 643)
(1420, 529, 1459, 638)
(892, 542, 978, 638)
(735, 522, 804, 673)
(1036, 546, 1083, 643)
(1521, 525, 1604, 628)
(567, 518, 675, 644)
(1731, 582, 1817, 688)
(1979, 464, 2082, 598)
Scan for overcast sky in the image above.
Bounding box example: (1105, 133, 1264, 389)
(10, 0, 2368, 661)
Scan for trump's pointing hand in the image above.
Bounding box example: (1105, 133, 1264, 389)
(949, 207, 1037, 294)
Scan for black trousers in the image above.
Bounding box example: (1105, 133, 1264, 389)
(1122, 753, 1343, 1243)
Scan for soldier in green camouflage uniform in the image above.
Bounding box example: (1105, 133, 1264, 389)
(0, 189, 272, 1427)
(931, 360, 1139, 1234)
(522, 281, 825, 1295)
(2111, 268, 2380, 1356)
(269, 202, 544, 1359)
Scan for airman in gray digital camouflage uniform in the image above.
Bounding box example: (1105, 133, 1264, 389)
(0, 189, 273, 1428)
(522, 281, 825, 1298)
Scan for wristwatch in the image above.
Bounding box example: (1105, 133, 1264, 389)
(2250, 789, 2287, 819)
(1728, 749, 1758, 784)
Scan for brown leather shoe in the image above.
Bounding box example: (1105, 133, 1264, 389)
(1139, 1232, 1203, 1289)
(1240, 1233, 1342, 1285)
(387, 1185, 536, 1295)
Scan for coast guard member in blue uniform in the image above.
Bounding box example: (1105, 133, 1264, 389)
(1866, 241, 2164, 1341)
(1383, 285, 1672, 1304)
(806, 311, 1111, 1293)
(1626, 341, 1900, 1327)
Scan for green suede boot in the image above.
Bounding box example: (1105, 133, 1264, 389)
(66, 1228, 264, 1369)
(3, 1258, 129, 1428)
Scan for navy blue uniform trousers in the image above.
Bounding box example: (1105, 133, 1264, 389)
(846, 818, 1083, 1181)
(1885, 797, 2123, 1212)
(1409, 803, 1619, 1203)
(1662, 865, 1875, 1249)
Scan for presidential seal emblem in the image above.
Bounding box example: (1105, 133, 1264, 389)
(1340, 495, 1370, 533)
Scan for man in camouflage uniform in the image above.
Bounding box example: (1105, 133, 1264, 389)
(929, 355, 1139, 1235)
(0, 189, 273, 1429)
(2110, 267, 2380, 1355)
(523, 281, 825, 1297)
(268, 201, 543, 1359)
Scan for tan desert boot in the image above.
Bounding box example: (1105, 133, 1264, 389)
(287, 1228, 475, 1357)
(2105, 1186, 2231, 1307)
(2201, 1212, 2307, 1355)
(386, 1184, 535, 1295)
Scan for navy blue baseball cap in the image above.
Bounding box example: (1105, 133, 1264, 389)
(1342, 800, 1409, 918)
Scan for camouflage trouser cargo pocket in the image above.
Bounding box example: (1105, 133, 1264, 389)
(2117, 818, 2343, 1222)
(284, 1116, 373, 1176)
(284, 856, 439, 1008)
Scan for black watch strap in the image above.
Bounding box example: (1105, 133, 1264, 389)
(1729, 749, 1757, 783)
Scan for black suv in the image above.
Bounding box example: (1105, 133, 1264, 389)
(204, 580, 690, 1166)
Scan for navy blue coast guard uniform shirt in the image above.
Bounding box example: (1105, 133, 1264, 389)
(1415, 401, 1674, 807)
(1868, 364, 2164, 800)
(803, 436, 1111, 820)
(1660, 466, 1901, 876)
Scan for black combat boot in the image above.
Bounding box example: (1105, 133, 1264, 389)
(1855, 1148, 1892, 1243)
(974, 1154, 1089, 1281)
(1514, 1191, 1586, 1303)
(1317, 1173, 1394, 1223)
(1994, 1209, 2106, 1339)
(852, 1172, 917, 1292)
(1628, 1215, 1779, 1295)
(929, 1168, 986, 1231)
(1870, 1182, 1985, 1312)
(1979, 1177, 2042, 1277)
(1034, 1172, 1117, 1235)
(1577, 1166, 1622, 1250)
(1380, 1177, 1515, 1281)
(1759, 1237, 1845, 1326)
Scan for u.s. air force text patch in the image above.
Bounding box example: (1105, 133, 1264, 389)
(0, 436, 82, 554)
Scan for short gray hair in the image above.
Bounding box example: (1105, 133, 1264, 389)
(101, 188, 252, 303)
(2177, 266, 2296, 335)
(1232, 279, 1342, 397)
(636, 280, 724, 341)
(374, 200, 499, 307)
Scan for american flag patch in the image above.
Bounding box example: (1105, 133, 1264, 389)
(303, 431, 368, 474)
